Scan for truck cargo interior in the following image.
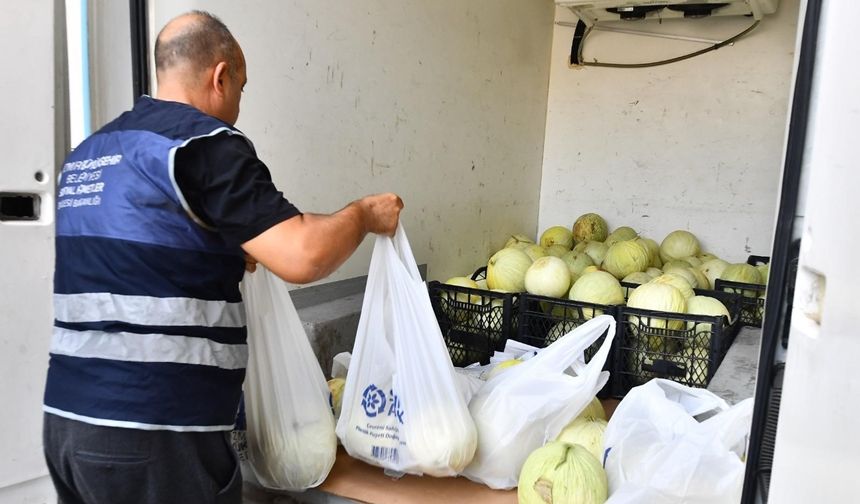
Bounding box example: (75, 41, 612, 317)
(3, 0, 857, 503)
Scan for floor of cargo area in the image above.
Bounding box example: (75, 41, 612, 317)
(243, 399, 621, 504)
(243, 328, 759, 504)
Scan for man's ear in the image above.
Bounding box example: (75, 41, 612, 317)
(212, 61, 229, 96)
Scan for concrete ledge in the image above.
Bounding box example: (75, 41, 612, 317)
(707, 326, 761, 405)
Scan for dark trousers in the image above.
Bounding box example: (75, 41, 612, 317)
(43, 413, 243, 504)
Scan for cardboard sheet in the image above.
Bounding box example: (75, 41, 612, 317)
(317, 399, 620, 503)
(318, 447, 516, 503)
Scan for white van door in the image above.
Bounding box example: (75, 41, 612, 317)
(0, 1, 64, 500)
(767, 1, 860, 502)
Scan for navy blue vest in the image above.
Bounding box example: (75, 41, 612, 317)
(45, 97, 249, 431)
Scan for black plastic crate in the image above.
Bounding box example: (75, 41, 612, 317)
(427, 280, 519, 367)
(514, 293, 620, 398)
(747, 255, 771, 267)
(621, 282, 743, 343)
(469, 266, 521, 336)
(471, 266, 488, 282)
(714, 255, 769, 328)
(515, 294, 618, 358)
(615, 287, 743, 397)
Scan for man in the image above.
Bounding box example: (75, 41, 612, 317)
(43, 10, 403, 504)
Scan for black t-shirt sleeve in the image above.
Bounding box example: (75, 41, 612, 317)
(173, 133, 301, 247)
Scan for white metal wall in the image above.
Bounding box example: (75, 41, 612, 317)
(539, 0, 800, 262)
(148, 1, 555, 282)
(769, 1, 860, 500)
(0, 0, 62, 501)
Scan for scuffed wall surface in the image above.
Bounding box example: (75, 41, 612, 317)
(151, 1, 555, 282)
(539, 1, 800, 261)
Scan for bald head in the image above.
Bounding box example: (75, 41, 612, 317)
(155, 10, 242, 87)
(154, 11, 247, 124)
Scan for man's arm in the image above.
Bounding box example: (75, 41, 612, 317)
(241, 193, 403, 284)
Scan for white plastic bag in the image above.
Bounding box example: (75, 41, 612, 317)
(603, 379, 754, 504)
(331, 351, 351, 379)
(336, 224, 478, 477)
(241, 267, 337, 491)
(462, 315, 616, 489)
(455, 340, 541, 382)
(501, 338, 541, 359)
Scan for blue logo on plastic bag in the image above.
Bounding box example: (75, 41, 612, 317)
(361, 384, 387, 417)
(361, 384, 406, 424)
(387, 391, 404, 424)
